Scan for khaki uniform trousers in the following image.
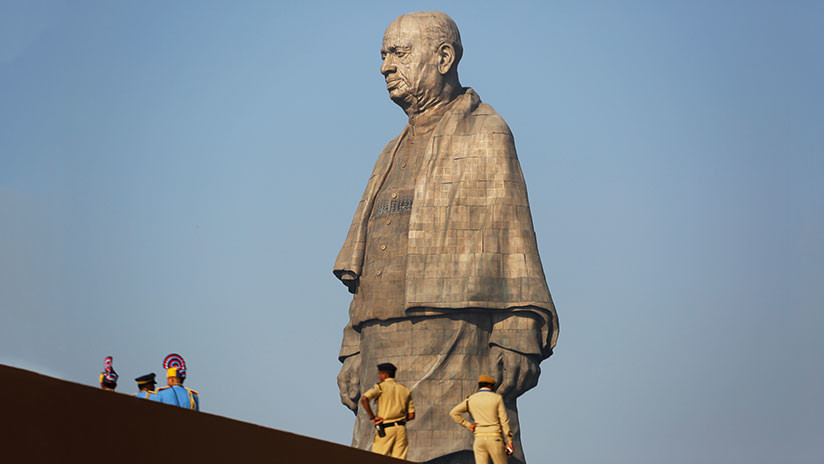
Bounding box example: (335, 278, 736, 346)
(372, 423, 408, 459)
(473, 433, 508, 464)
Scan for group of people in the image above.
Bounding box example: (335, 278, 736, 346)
(363, 363, 514, 464)
(98, 353, 200, 410)
(101, 355, 507, 462)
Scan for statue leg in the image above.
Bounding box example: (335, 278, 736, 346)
(354, 313, 530, 462)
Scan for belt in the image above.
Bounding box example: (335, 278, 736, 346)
(380, 420, 406, 428)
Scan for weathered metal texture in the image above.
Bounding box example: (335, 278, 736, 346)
(333, 11, 559, 464)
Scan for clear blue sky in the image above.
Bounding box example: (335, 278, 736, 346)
(1, 1, 822, 462)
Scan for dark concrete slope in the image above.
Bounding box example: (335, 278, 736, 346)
(0, 364, 401, 463)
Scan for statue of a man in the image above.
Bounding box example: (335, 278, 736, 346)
(334, 11, 559, 464)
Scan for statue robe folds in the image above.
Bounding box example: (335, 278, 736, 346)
(334, 88, 559, 463)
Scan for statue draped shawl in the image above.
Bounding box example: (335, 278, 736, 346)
(334, 88, 558, 355)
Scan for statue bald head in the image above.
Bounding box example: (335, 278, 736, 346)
(380, 11, 464, 117)
(399, 11, 463, 67)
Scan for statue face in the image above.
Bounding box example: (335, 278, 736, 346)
(380, 16, 443, 112)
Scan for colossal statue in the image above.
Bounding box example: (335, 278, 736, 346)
(334, 11, 559, 464)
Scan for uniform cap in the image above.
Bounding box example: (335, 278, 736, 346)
(135, 373, 156, 385)
(100, 356, 118, 385)
(478, 375, 496, 384)
(163, 353, 187, 379)
(377, 362, 397, 373)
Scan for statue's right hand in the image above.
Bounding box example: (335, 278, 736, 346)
(339, 272, 359, 293)
(337, 353, 361, 414)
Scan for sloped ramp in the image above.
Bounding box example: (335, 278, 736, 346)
(0, 364, 402, 463)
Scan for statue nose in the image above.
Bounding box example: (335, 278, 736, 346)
(381, 56, 396, 75)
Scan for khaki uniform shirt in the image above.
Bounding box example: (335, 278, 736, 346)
(363, 378, 415, 423)
(449, 388, 512, 439)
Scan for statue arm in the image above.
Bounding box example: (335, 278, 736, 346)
(489, 310, 550, 400)
(489, 311, 546, 356)
(337, 323, 361, 413)
(338, 271, 359, 293)
(333, 136, 401, 289)
(476, 114, 558, 400)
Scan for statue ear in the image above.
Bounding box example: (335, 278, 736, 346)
(437, 43, 456, 75)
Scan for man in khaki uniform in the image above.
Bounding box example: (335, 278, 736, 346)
(449, 375, 513, 464)
(360, 363, 415, 459)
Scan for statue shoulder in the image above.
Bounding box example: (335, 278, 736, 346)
(380, 134, 403, 154)
(469, 102, 512, 137)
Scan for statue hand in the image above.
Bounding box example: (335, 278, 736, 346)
(337, 353, 361, 413)
(491, 345, 541, 401)
(339, 271, 359, 293)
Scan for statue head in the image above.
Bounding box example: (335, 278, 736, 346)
(381, 11, 463, 116)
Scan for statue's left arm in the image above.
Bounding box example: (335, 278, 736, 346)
(466, 100, 558, 400)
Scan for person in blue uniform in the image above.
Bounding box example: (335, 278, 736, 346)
(157, 353, 199, 410)
(133, 373, 160, 401)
